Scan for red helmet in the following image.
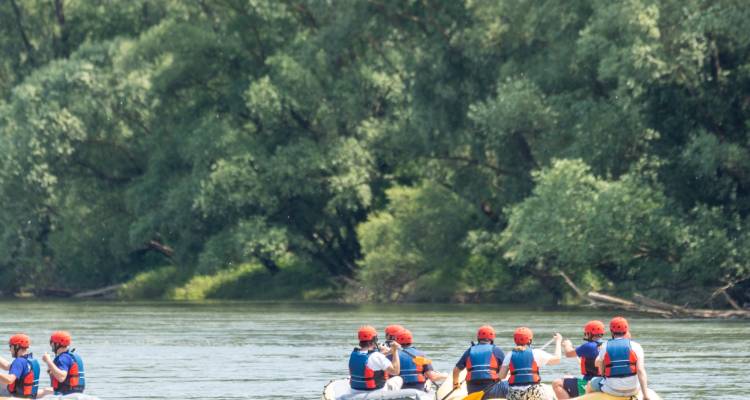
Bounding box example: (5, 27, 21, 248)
(477, 325, 496, 340)
(609, 317, 629, 334)
(358, 325, 378, 341)
(9, 334, 30, 348)
(50, 331, 72, 346)
(513, 327, 534, 345)
(396, 329, 413, 345)
(385, 324, 405, 338)
(584, 320, 605, 336)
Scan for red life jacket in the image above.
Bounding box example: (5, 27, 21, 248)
(51, 351, 85, 394)
(603, 339, 638, 378)
(349, 348, 388, 390)
(580, 341, 602, 378)
(8, 356, 39, 399)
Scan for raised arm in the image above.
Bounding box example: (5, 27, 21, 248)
(562, 339, 577, 358)
(385, 342, 400, 376)
(546, 333, 563, 365)
(0, 356, 10, 371)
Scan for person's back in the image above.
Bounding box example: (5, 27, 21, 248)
(0, 334, 40, 399)
(348, 325, 403, 393)
(498, 327, 562, 400)
(553, 320, 604, 399)
(587, 317, 650, 400)
(390, 329, 447, 391)
(452, 325, 508, 399)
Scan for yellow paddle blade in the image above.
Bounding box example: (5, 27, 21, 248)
(413, 355, 432, 366)
(461, 391, 485, 400)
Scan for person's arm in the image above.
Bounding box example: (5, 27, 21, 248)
(637, 351, 649, 400)
(0, 373, 16, 385)
(595, 341, 607, 375)
(385, 342, 400, 376)
(425, 369, 448, 383)
(562, 339, 576, 358)
(0, 356, 10, 371)
(452, 367, 462, 389)
(42, 353, 68, 383)
(497, 364, 509, 380)
(546, 333, 563, 365)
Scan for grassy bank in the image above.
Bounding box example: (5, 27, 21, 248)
(117, 262, 340, 301)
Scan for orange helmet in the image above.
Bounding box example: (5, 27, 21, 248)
(385, 324, 405, 338)
(584, 320, 605, 336)
(358, 325, 378, 341)
(9, 334, 30, 348)
(396, 329, 413, 345)
(50, 331, 72, 347)
(609, 317, 629, 334)
(477, 325, 496, 340)
(513, 327, 534, 345)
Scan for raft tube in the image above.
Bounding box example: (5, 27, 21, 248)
(0, 395, 99, 400)
(434, 369, 557, 400)
(322, 379, 433, 400)
(572, 389, 662, 400)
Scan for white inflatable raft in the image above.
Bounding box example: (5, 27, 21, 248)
(322, 378, 434, 400)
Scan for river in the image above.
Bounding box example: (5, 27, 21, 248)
(0, 301, 747, 399)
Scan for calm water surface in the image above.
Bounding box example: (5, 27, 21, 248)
(0, 301, 747, 399)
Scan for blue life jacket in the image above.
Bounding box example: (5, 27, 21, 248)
(579, 340, 602, 380)
(349, 348, 386, 390)
(508, 347, 540, 386)
(466, 344, 499, 382)
(9, 355, 40, 399)
(604, 339, 637, 378)
(52, 350, 85, 394)
(397, 347, 426, 386)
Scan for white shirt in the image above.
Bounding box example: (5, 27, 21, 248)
(502, 348, 554, 390)
(596, 338, 645, 396)
(366, 351, 393, 371)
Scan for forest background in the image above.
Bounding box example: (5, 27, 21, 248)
(1, 0, 749, 308)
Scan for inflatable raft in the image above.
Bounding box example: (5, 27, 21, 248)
(571, 389, 662, 400)
(0, 395, 99, 400)
(322, 378, 434, 400)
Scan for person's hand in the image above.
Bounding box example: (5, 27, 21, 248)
(553, 333, 563, 343)
(389, 342, 401, 353)
(562, 339, 572, 348)
(42, 353, 51, 364)
(453, 381, 461, 390)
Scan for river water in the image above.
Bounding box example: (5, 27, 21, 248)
(0, 301, 747, 399)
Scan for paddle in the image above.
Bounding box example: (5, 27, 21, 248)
(459, 336, 559, 400)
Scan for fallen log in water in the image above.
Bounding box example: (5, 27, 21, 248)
(586, 291, 750, 319)
(73, 284, 123, 298)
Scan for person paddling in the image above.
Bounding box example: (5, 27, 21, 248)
(348, 325, 403, 394)
(587, 317, 650, 400)
(40, 331, 85, 396)
(497, 327, 562, 400)
(0, 334, 40, 399)
(552, 320, 605, 399)
(452, 325, 508, 399)
(389, 329, 447, 391)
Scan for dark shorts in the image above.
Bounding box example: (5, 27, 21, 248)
(563, 377, 586, 397)
(467, 380, 509, 399)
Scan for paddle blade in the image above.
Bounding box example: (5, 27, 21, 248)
(461, 391, 485, 400)
(413, 356, 432, 366)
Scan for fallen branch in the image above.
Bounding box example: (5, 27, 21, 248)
(73, 284, 123, 298)
(587, 291, 750, 319)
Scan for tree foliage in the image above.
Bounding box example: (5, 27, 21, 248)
(1, 0, 749, 306)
